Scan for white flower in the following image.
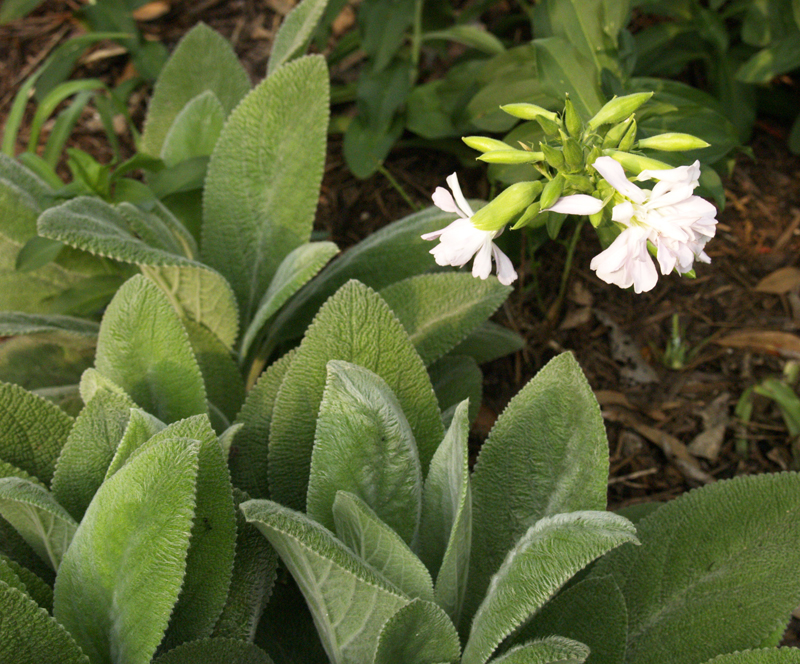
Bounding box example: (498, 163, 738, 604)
(422, 173, 517, 285)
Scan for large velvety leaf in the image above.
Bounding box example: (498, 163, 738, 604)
(268, 281, 443, 512)
(1, 552, 52, 611)
(103, 408, 165, 480)
(427, 355, 482, 425)
(513, 576, 627, 664)
(53, 437, 200, 664)
(154, 638, 273, 664)
(140, 23, 250, 157)
(0, 312, 99, 337)
(0, 380, 73, 486)
(490, 636, 589, 663)
(373, 599, 461, 664)
(267, 0, 330, 75)
(307, 361, 422, 543)
(379, 273, 511, 366)
(94, 275, 207, 423)
(229, 350, 296, 499)
(332, 491, 434, 602)
(450, 319, 524, 364)
(202, 55, 329, 324)
(418, 400, 472, 623)
(463, 353, 609, 628)
(461, 512, 637, 664)
(591, 472, 800, 664)
(699, 650, 800, 664)
(0, 477, 78, 570)
(241, 499, 411, 664)
(160, 91, 226, 166)
(0, 581, 89, 664)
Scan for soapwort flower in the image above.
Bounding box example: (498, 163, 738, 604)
(422, 173, 518, 285)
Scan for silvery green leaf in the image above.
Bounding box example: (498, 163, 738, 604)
(103, 408, 165, 481)
(0, 312, 98, 337)
(154, 638, 273, 664)
(307, 361, 422, 543)
(94, 275, 207, 423)
(141, 23, 250, 157)
(0, 380, 73, 486)
(463, 353, 609, 628)
(418, 400, 471, 623)
(241, 499, 411, 664)
(202, 56, 329, 325)
(0, 581, 89, 664)
(268, 0, 330, 75)
(0, 153, 54, 208)
(160, 90, 226, 167)
(240, 241, 339, 361)
(1, 552, 52, 611)
(461, 511, 637, 664)
(0, 477, 78, 570)
(449, 321, 524, 365)
(50, 389, 134, 521)
(489, 636, 589, 663)
(115, 201, 197, 258)
(78, 368, 130, 406)
(53, 438, 200, 664)
(379, 273, 511, 366)
(427, 355, 481, 425)
(332, 491, 433, 602)
(229, 349, 296, 500)
(268, 281, 443, 512)
(373, 598, 461, 664)
(697, 650, 800, 664)
(591, 472, 800, 664)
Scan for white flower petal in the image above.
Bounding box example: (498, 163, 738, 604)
(592, 156, 647, 204)
(471, 237, 493, 280)
(611, 201, 635, 224)
(445, 172, 475, 218)
(432, 186, 463, 216)
(545, 194, 604, 215)
(492, 244, 518, 285)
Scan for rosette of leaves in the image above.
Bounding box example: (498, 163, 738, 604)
(237, 280, 800, 664)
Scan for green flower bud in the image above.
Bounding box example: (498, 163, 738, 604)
(564, 97, 583, 137)
(636, 132, 710, 151)
(471, 181, 543, 231)
(511, 200, 543, 229)
(589, 207, 606, 228)
(477, 149, 545, 164)
(563, 174, 593, 193)
(617, 119, 637, 151)
(563, 137, 584, 171)
(586, 145, 603, 167)
(500, 103, 558, 122)
(602, 149, 673, 175)
(540, 142, 565, 169)
(539, 173, 565, 210)
(463, 136, 512, 153)
(587, 92, 653, 130)
(602, 116, 633, 148)
(536, 115, 560, 136)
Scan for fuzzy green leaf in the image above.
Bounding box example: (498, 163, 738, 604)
(229, 349, 296, 499)
(202, 55, 329, 324)
(0, 552, 53, 611)
(141, 23, 250, 157)
(418, 400, 472, 623)
(373, 598, 461, 664)
(490, 636, 590, 663)
(379, 274, 511, 366)
(427, 355, 482, 425)
(53, 437, 200, 664)
(462, 511, 637, 664)
(94, 275, 207, 423)
(463, 353, 609, 628)
(0, 581, 89, 664)
(268, 280, 443, 512)
(0, 477, 78, 570)
(332, 491, 434, 602)
(592, 472, 800, 664)
(103, 408, 165, 480)
(0, 312, 99, 337)
(50, 389, 134, 521)
(307, 361, 422, 543)
(155, 638, 273, 664)
(268, 0, 330, 75)
(449, 321, 524, 365)
(160, 90, 226, 166)
(698, 650, 800, 664)
(241, 499, 411, 664)
(0, 380, 73, 486)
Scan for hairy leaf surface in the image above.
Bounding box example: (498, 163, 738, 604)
(373, 599, 461, 664)
(267, 0, 330, 75)
(490, 636, 590, 663)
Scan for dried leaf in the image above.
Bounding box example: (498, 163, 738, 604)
(716, 330, 800, 357)
(754, 267, 800, 294)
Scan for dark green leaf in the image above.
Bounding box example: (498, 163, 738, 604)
(154, 638, 273, 664)
(373, 599, 461, 664)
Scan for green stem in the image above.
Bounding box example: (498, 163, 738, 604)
(411, 0, 425, 79)
(550, 217, 585, 319)
(377, 164, 420, 212)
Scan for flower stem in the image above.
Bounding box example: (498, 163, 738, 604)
(547, 217, 585, 321)
(377, 164, 420, 212)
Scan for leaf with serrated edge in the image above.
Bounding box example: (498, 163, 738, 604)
(461, 511, 637, 664)
(94, 275, 207, 423)
(104, 408, 166, 480)
(241, 499, 410, 664)
(373, 598, 461, 664)
(202, 56, 329, 325)
(53, 438, 200, 664)
(141, 23, 250, 157)
(0, 380, 73, 486)
(463, 353, 609, 629)
(0, 581, 89, 664)
(449, 321, 524, 365)
(698, 650, 800, 664)
(591, 472, 800, 664)
(308, 361, 422, 544)
(419, 400, 472, 623)
(153, 637, 273, 664)
(268, 0, 329, 75)
(428, 355, 482, 425)
(489, 636, 590, 663)
(240, 241, 338, 361)
(161, 90, 226, 166)
(51, 389, 134, 521)
(0, 312, 99, 337)
(229, 349, 295, 499)
(0, 477, 78, 570)
(379, 273, 511, 366)
(1, 552, 53, 611)
(332, 491, 434, 602)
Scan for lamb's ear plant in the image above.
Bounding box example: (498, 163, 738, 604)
(236, 280, 800, 664)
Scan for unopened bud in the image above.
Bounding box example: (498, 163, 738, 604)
(539, 173, 565, 211)
(536, 115, 560, 136)
(602, 116, 633, 148)
(587, 92, 653, 130)
(477, 150, 545, 164)
(540, 142, 564, 169)
(563, 137, 584, 171)
(463, 136, 513, 153)
(511, 201, 542, 229)
(563, 174, 593, 193)
(471, 181, 543, 231)
(603, 149, 672, 175)
(564, 97, 583, 137)
(636, 132, 710, 151)
(617, 119, 637, 151)
(500, 103, 558, 122)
